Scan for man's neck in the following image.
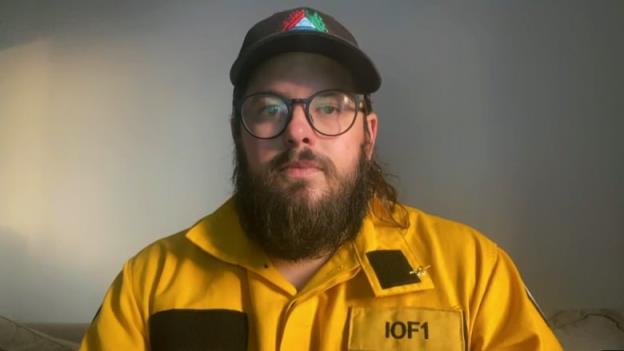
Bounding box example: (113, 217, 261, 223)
(270, 254, 331, 291)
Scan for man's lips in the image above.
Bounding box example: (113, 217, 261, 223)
(280, 161, 323, 177)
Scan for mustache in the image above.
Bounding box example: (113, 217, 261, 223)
(268, 148, 336, 176)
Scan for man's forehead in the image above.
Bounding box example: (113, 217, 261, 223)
(244, 52, 356, 96)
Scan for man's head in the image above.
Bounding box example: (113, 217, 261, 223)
(238, 52, 378, 202)
(229, 8, 401, 261)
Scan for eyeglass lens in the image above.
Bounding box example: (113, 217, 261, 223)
(241, 91, 358, 138)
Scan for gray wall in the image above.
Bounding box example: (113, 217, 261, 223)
(1, 1, 622, 322)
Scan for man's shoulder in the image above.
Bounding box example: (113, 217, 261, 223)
(125, 213, 217, 268)
(126, 228, 194, 267)
(128, 199, 238, 263)
(397, 203, 501, 263)
(123, 199, 250, 276)
(400, 203, 492, 239)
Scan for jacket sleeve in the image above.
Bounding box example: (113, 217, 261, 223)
(470, 247, 563, 350)
(79, 262, 148, 350)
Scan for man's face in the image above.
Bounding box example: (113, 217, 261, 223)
(240, 52, 378, 203)
(232, 52, 379, 260)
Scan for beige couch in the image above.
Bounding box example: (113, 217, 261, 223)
(0, 316, 86, 350)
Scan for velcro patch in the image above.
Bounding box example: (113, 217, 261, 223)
(149, 309, 247, 351)
(366, 250, 420, 289)
(348, 306, 465, 351)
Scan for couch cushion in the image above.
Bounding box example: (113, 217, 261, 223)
(549, 309, 624, 351)
(0, 316, 78, 351)
(22, 323, 88, 345)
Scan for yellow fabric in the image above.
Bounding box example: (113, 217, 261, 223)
(80, 197, 562, 350)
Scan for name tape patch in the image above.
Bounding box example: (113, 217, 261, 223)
(348, 306, 465, 351)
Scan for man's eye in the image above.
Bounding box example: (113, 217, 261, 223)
(316, 104, 339, 115)
(259, 104, 282, 116)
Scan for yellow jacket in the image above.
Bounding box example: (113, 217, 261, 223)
(80, 198, 562, 350)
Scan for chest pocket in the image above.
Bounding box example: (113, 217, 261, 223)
(149, 309, 248, 351)
(347, 306, 465, 351)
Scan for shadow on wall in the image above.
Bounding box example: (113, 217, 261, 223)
(0, 226, 35, 320)
(0, 226, 95, 323)
(0, 1, 172, 51)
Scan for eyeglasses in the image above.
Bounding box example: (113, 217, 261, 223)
(237, 89, 365, 139)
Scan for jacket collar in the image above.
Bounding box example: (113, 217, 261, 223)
(185, 198, 274, 276)
(186, 197, 434, 297)
(352, 212, 435, 297)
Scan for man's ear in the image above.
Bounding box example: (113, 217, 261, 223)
(365, 112, 378, 159)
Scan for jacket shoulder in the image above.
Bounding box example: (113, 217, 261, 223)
(400, 205, 501, 267)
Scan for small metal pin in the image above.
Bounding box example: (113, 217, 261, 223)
(409, 265, 431, 279)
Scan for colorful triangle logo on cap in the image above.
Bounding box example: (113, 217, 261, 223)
(281, 9, 328, 33)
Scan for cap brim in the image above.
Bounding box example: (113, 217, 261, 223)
(230, 31, 381, 93)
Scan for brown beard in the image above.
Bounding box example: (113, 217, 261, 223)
(233, 144, 373, 261)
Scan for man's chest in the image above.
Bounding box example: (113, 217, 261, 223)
(146, 267, 468, 351)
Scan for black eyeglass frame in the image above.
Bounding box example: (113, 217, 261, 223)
(236, 89, 367, 140)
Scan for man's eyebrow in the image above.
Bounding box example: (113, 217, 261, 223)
(244, 89, 355, 99)
(250, 89, 283, 96)
(242, 89, 287, 99)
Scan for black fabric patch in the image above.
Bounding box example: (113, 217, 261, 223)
(149, 309, 248, 351)
(366, 250, 420, 289)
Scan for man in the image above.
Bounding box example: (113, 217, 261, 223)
(81, 7, 562, 350)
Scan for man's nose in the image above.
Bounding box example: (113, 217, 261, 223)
(282, 104, 314, 147)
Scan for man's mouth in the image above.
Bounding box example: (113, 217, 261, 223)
(280, 161, 322, 177)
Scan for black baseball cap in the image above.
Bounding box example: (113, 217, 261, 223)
(229, 7, 381, 93)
